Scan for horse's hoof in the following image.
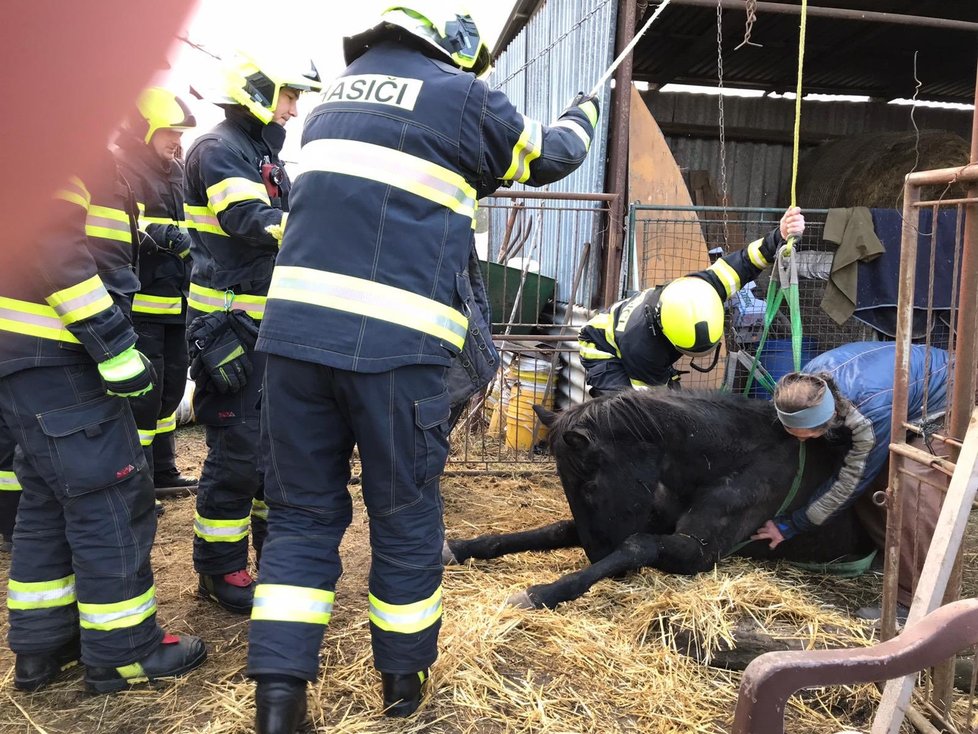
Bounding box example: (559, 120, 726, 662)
(442, 541, 459, 565)
(506, 590, 539, 610)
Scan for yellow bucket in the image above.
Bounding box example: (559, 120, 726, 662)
(504, 383, 554, 450)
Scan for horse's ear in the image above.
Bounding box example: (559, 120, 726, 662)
(533, 404, 557, 427)
(562, 428, 591, 452)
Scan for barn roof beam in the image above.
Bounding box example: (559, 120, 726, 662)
(666, 0, 978, 33)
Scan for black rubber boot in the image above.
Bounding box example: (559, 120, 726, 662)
(198, 570, 255, 614)
(381, 669, 428, 717)
(14, 637, 81, 691)
(255, 675, 308, 734)
(85, 633, 206, 694)
(153, 468, 198, 492)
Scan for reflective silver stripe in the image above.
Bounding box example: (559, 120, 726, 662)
(0, 471, 21, 491)
(296, 139, 477, 218)
(553, 118, 592, 149)
(368, 591, 442, 633)
(50, 285, 112, 320)
(0, 301, 80, 343)
(251, 585, 334, 624)
(268, 266, 467, 350)
(8, 579, 76, 606)
(79, 595, 156, 628)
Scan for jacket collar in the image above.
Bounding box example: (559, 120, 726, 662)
(224, 107, 286, 157)
(116, 132, 172, 176)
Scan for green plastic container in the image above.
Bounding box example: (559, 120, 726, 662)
(479, 261, 556, 335)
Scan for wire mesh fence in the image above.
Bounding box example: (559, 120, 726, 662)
(447, 193, 609, 468)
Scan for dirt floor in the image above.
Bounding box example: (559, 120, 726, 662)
(0, 425, 975, 733)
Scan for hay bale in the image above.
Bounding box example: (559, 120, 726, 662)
(798, 130, 970, 209)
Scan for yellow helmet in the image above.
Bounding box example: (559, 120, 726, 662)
(133, 87, 196, 145)
(220, 52, 323, 124)
(657, 278, 725, 355)
(345, 3, 491, 77)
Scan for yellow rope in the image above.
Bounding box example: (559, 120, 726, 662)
(784, 0, 808, 255)
(789, 0, 808, 209)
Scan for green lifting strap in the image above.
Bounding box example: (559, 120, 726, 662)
(727, 244, 807, 558)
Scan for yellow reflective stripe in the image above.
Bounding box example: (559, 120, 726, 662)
(553, 118, 592, 150)
(503, 116, 543, 183)
(0, 470, 21, 491)
(46, 275, 114, 325)
(86, 205, 132, 243)
(251, 584, 334, 624)
(194, 512, 250, 542)
(630, 378, 651, 388)
(251, 499, 269, 521)
(297, 139, 477, 219)
(709, 259, 741, 299)
(369, 586, 442, 634)
(115, 663, 147, 682)
(132, 293, 183, 316)
(55, 177, 92, 209)
(206, 177, 270, 215)
(0, 296, 81, 343)
(156, 413, 177, 434)
(746, 238, 770, 270)
(586, 310, 622, 357)
(268, 266, 468, 351)
(8, 575, 76, 610)
(78, 585, 157, 631)
(579, 100, 599, 127)
(137, 428, 155, 447)
(187, 283, 266, 320)
(578, 340, 614, 360)
(184, 205, 226, 236)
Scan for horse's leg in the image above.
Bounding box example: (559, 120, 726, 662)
(444, 519, 580, 564)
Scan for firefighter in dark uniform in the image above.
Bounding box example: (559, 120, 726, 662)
(245, 7, 600, 732)
(578, 207, 805, 394)
(0, 152, 205, 693)
(114, 87, 199, 494)
(0, 427, 21, 552)
(183, 53, 322, 615)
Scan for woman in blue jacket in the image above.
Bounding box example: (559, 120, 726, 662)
(753, 342, 949, 550)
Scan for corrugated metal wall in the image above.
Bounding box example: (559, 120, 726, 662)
(489, 0, 618, 302)
(643, 90, 973, 208)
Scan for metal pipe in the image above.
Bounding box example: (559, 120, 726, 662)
(913, 197, 978, 209)
(902, 422, 964, 449)
(667, 0, 978, 33)
(931, 60, 978, 718)
(489, 190, 618, 202)
(600, 0, 636, 308)
(881, 174, 922, 642)
(905, 164, 978, 188)
(889, 443, 957, 478)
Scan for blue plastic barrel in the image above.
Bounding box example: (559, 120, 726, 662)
(752, 338, 817, 397)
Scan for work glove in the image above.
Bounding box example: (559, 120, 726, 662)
(98, 347, 155, 398)
(188, 312, 253, 395)
(162, 224, 192, 258)
(566, 92, 600, 127)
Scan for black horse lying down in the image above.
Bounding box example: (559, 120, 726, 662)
(444, 389, 873, 609)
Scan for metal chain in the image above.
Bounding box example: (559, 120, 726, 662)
(716, 0, 730, 247)
(494, 0, 617, 89)
(735, 0, 762, 50)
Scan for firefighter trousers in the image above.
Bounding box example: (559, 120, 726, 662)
(0, 364, 163, 667)
(132, 319, 190, 475)
(0, 424, 22, 540)
(247, 355, 449, 681)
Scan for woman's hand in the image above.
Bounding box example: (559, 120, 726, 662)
(751, 519, 785, 550)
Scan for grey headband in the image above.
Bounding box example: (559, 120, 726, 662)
(776, 383, 836, 429)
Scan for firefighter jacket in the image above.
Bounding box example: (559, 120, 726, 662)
(257, 41, 598, 373)
(0, 150, 140, 377)
(114, 133, 190, 324)
(579, 227, 785, 390)
(774, 342, 949, 540)
(183, 107, 289, 320)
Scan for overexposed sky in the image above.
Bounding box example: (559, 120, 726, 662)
(159, 2, 519, 161)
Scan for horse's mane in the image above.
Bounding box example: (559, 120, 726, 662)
(549, 389, 780, 449)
